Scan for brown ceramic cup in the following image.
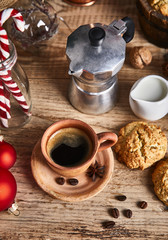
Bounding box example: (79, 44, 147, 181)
(41, 119, 118, 177)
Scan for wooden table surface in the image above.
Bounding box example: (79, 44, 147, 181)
(0, 0, 168, 239)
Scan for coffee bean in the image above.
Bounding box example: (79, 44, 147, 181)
(124, 209, 132, 218)
(111, 208, 119, 218)
(103, 221, 115, 229)
(56, 177, 65, 185)
(139, 201, 148, 209)
(68, 178, 79, 186)
(116, 195, 127, 201)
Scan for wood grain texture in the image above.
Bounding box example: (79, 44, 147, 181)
(0, 0, 168, 239)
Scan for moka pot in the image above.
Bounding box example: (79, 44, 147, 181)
(66, 17, 134, 115)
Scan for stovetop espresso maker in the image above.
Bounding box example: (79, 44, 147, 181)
(66, 17, 134, 115)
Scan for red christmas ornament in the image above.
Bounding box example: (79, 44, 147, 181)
(0, 136, 17, 169)
(0, 168, 17, 212)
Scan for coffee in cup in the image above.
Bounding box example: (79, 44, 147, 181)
(47, 127, 93, 167)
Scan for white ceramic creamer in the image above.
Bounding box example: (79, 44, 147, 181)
(129, 75, 168, 121)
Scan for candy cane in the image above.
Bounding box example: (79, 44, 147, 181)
(0, 8, 25, 33)
(3, 83, 11, 119)
(0, 8, 31, 127)
(0, 26, 9, 61)
(0, 9, 25, 60)
(0, 69, 30, 115)
(0, 81, 11, 127)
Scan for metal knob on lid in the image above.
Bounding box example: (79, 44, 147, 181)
(89, 27, 105, 46)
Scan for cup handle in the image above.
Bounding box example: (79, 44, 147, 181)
(97, 132, 118, 152)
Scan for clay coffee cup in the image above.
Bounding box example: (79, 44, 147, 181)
(41, 119, 118, 177)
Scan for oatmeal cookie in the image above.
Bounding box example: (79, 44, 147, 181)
(152, 159, 168, 206)
(114, 122, 167, 170)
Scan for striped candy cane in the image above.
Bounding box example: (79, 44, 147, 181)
(0, 81, 11, 127)
(0, 69, 30, 115)
(0, 26, 9, 61)
(0, 9, 25, 60)
(0, 8, 25, 32)
(0, 8, 31, 127)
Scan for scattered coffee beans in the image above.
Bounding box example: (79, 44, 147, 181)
(124, 209, 132, 218)
(56, 177, 65, 185)
(139, 201, 148, 209)
(111, 208, 119, 218)
(68, 178, 79, 186)
(103, 221, 115, 229)
(116, 195, 127, 201)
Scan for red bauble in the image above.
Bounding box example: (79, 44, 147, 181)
(0, 139, 17, 169)
(0, 168, 17, 212)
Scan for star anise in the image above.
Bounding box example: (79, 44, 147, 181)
(87, 161, 105, 182)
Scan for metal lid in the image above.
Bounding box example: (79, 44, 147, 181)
(66, 19, 128, 77)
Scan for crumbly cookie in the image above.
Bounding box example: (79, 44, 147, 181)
(114, 122, 167, 170)
(148, 0, 168, 16)
(152, 159, 168, 206)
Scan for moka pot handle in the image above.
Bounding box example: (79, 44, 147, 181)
(122, 16, 135, 43)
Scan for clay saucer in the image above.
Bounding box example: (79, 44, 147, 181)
(31, 140, 114, 202)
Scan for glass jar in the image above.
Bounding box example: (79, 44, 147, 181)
(0, 41, 32, 130)
(7, 0, 60, 54)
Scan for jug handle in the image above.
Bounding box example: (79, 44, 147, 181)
(122, 17, 135, 43)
